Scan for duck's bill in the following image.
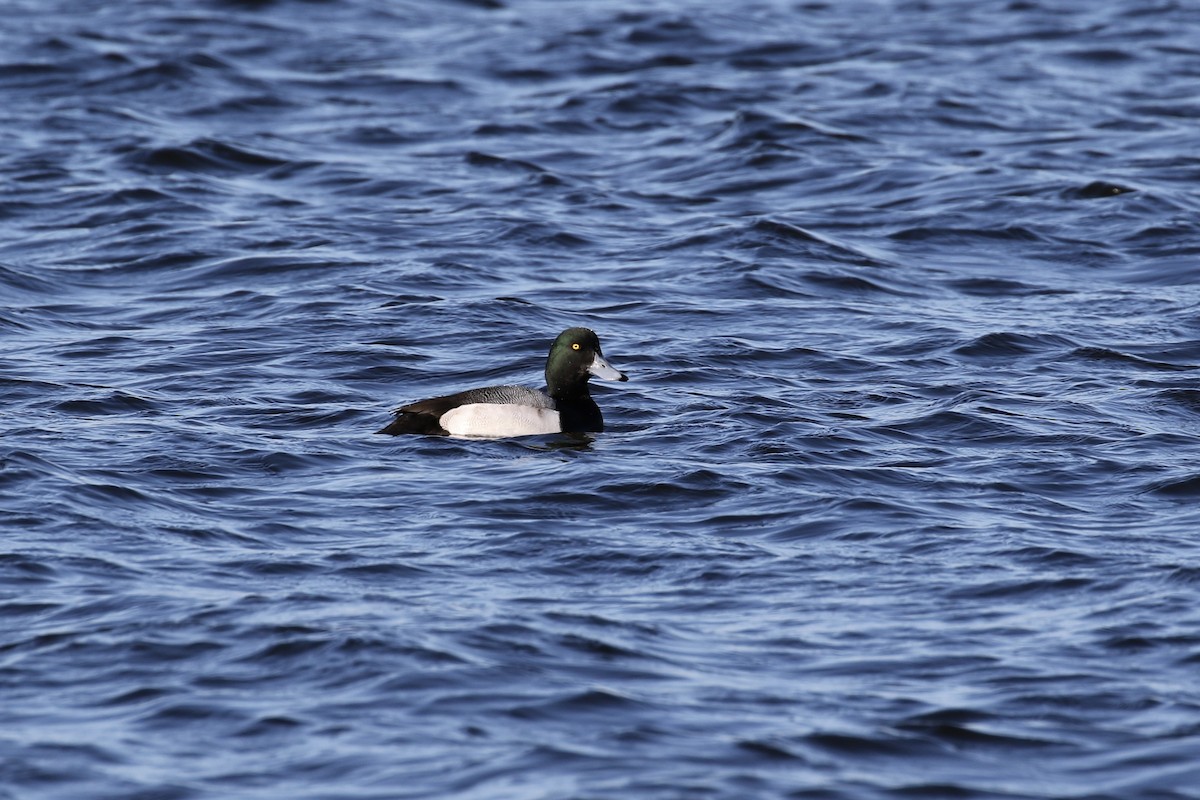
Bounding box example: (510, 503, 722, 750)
(589, 354, 628, 382)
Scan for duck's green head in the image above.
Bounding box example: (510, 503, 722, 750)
(546, 327, 627, 398)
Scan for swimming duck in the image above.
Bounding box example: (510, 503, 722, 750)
(378, 327, 628, 438)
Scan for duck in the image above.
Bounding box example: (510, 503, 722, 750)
(378, 327, 628, 438)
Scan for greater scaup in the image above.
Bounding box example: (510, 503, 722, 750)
(378, 327, 628, 438)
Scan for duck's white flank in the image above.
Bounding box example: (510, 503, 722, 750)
(440, 403, 561, 438)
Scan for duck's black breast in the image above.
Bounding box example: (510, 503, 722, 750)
(555, 394, 603, 433)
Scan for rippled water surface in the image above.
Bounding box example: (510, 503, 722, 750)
(4, 1, 1200, 798)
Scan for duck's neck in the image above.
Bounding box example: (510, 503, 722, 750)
(548, 378, 588, 402)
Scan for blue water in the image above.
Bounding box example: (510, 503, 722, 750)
(4, 1, 1200, 798)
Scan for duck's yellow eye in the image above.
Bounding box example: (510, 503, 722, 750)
(571, 343, 581, 351)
